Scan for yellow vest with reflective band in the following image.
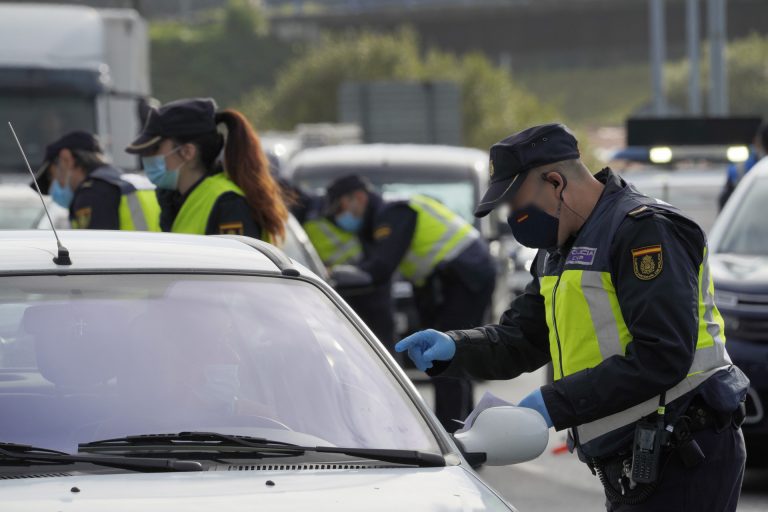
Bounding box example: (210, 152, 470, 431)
(398, 194, 480, 286)
(118, 189, 161, 231)
(70, 188, 161, 231)
(172, 173, 273, 244)
(303, 218, 362, 267)
(537, 187, 731, 453)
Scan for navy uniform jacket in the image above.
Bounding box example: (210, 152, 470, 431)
(68, 166, 126, 229)
(157, 177, 262, 238)
(357, 192, 495, 291)
(430, 169, 748, 455)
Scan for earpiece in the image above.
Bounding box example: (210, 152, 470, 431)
(541, 172, 567, 189)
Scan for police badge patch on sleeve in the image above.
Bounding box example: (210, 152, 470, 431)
(631, 245, 663, 280)
(74, 207, 92, 229)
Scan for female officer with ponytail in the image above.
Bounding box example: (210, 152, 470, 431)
(126, 98, 288, 243)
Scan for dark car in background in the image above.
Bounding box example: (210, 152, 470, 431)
(708, 158, 768, 464)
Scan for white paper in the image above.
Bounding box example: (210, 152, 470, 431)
(454, 391, 515, 434)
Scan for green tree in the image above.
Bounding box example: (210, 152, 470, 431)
(149, 0, 298, 107)
(667, 33, 768, 116)
(240, 29, 559, 150)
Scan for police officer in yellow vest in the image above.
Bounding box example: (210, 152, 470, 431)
(397, 124, 749, 511)
(37, 131, 160, 231)
(126, 98, 288, 242)
(304, 216, 363, 267)
(327, 175, 497, 434)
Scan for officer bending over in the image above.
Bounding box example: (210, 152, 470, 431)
(327, 175, 497, 433)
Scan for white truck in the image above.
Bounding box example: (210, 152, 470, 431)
(0, 3, 150, 182)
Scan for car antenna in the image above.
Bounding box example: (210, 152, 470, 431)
(8, 122, 72, 265)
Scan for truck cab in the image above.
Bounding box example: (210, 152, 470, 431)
(0, 4, 149, 182)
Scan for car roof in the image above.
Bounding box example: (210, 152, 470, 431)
(748, 157, 768, 178)
(288, 144, 488, 176)
(0, 230, 305, 276)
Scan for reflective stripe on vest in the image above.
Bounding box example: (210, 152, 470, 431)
(303, 218, 362, 266)
(540, 246, 731, 446)
(118, 189, 161, 232)
(398, 194, 480, 286)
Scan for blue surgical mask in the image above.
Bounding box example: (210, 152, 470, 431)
(50, 173, 74, 209)
(142, 147, 182, 190)
(335, 211, 363, 233)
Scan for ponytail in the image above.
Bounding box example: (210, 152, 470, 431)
(214, 109, 289, 243)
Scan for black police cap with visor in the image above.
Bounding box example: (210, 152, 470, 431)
(324, 175, 373, 216)
(35, 131, 103, 179)
(126, 98, 219, 155)
(474, 123, 580, 218)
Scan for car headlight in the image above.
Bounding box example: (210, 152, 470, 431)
(715, 291, 739, 308)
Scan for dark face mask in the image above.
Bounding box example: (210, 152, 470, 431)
(507, 179, 562, 249)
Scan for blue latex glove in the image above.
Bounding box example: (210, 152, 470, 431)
(518, 388, 554, 428)
(395, 329, 456, 372)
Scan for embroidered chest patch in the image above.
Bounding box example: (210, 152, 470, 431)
(566, 246, 597, 266)
(631, 245, 663, 280)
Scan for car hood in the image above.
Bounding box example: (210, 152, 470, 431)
(710, 253, 768, 291)
(0, 465, 514, 512)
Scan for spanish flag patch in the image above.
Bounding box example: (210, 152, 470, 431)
(631, 244, 663, 280)
(219, 222, 244, 235)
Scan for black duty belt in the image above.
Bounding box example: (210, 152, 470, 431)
(590, 399, 745, 506)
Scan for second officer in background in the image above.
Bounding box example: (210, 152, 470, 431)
(38, 131, 160, 231)
(325, 175, 496, 433)
(126, 98, 288, 243)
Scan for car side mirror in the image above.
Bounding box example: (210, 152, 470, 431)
(329, 265, 374, 295)
(453, 406, 549, 466)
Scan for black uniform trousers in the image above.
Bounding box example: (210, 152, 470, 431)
(606, 424, 746, 512)
(415, 264, 496, 433)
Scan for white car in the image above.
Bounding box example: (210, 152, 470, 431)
(0, 230, 548, 511)
(0, 185, 69, 229)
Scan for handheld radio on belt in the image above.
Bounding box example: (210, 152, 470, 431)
(631, 392, 666, 484)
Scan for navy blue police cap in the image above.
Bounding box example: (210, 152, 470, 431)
(36, 131, 102, 178)
(324, 174, 372, 215)
(474, 123, 580, 218)
(126, 97, 218, 154)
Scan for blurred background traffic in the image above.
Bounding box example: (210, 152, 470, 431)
(1, 0, 767, 508)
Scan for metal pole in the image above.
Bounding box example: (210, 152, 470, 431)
(649, 0, 668, 116)
(707, 0, 729, 115)
(686, 0, 702, 115)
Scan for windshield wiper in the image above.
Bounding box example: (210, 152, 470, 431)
(0, 442, 70, 456)
(79, 432, 445, 468)
(79, 431, 303, 454)
(311, 447, 445, 467)
(0, 444, 202, 473)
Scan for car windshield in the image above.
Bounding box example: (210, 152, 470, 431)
(0, 274, 439, 454)
(0, 94, 96, 175)
(298, 172, 477, 224)
(712, 176, 768, 256)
